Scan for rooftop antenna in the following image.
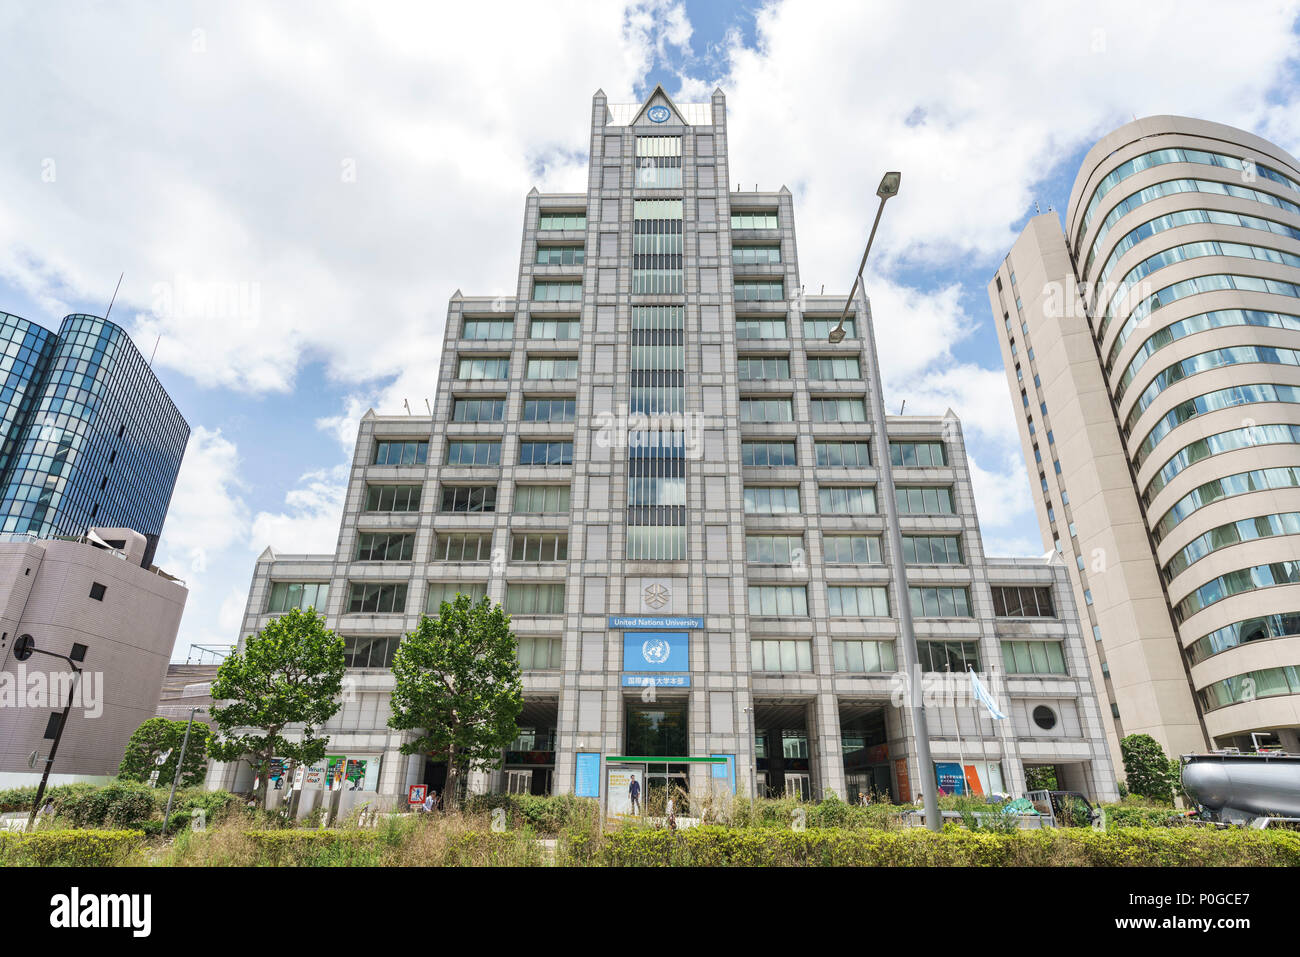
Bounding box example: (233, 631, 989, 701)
(1034, 200, 1041, 214)
(149, 335, 161, 367)
(424, 398, 432, 415)
(899, 400, 907, 415)
(104, 272, 123, 320)
(403, 398, 412, 415)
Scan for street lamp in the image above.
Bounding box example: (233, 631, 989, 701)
(828, 171, 901, 343)
(828, 172, 942, 833)
(14, 634, 85, 832)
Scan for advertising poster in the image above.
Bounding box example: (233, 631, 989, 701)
(605, 766, 645, 820)
(268, 757, 289, 791)
(934, 761, 966, 795)
(710, 754, 736, 794)
(326, 755, 346, 791)
(303, 762, 325, 789)
(344, 758, 367, 791)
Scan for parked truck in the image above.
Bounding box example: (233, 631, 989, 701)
(1180, 751, 1300, 827)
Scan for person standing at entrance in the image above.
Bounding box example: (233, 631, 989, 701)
(628, 775, 641, 814)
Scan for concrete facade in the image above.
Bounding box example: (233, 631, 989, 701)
(988, 116, 1300, 764)
(0, 528, 188, 785)
(211, 87, 1117, 806)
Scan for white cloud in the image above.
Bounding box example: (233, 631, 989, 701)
(249, 466, 348, 556)
(153, 426, 248, 577)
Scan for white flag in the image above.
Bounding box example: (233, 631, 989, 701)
(970, 669, 1007, 720)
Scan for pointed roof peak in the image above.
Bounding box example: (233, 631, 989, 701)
(527, 186, 540, 195)
(257, 545, 276, 561)
(712, 86, 726, 97)
(593, 88, 606, 97)
(629, 82, 687, 127)
(450, 288, 462, 300)
(362, 408, 376, 419)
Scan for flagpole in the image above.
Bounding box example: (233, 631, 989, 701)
(969, 664, 988, 796)
(948, 663, 969, 797)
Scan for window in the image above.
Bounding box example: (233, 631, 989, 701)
(747, 585, 809, 616)
(533, 281, 582, 302)
(1188, 611, 1300, 664)
(730, 210, 778, 229)
(425, 582, 488, 613)
(461, 318, 513, 340)
(741, 441, 796, 466)
(827, 585, 890, 617)
(342, 635, 399, 669)
(917, 640, 981, 672)
(823, 535, 882, 564)
(737, 355, 790, 380)
(510, 533, 569, 562)
(630, 306, 685, 415)
(902, 535, 963, 564)
(810, 397, 867, 422)
(745, 534, 803, 564)
(909, 586, 972, 617)
(1002, 640, 1067, 675)
(626, 526, 686, 561)
(89, 582, 106, 601)
(743, 486, 800, 514)
(446, 441, 501, 466)
(633, 199, 684, 293)
(803, 317, 856, 339)
(890, 441, 947, 467)
(451, 397, 505, 422)
(1032, 706, 1057, 730)
(739, 397, 794, 422)
(535, 245, 585, 265)
(365, 484, 421, 512)
(991, 585, 1056, 618)
(432, 533, 494, 563)
(538, 211, 585, 230)
(505, 583, 566, 615)
(517, 636, 563, 670)
(818, 486, 876, 514)
(439, 485, 497, 513)
(833, 640, 897, 673)
(513, 485, 570, 513)
(518, 441, 573, 466)
(355, 532, 415, 562)
(734, 280, 784, 301)
(1175, 561, 1300, 622)
(815, 441, 870, 468)
(526, 357, 578, 379)
(521, 398, 576, 422)
(634, 136, 682, 188)
(374, 441, 428, 466)
(529, 318, 580, 340)
(894, 486, 954, 514)
(751, 639, 812, 672)
(735, 318, 787, 339)
(806, 356, 861, 380)
(456, 357, 510, 380)
(732, 245, 781, 265)
(268, 582, 329, 613)
(347, 583, 408, 614)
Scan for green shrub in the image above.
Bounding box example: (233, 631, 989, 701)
(0, 829, 145, 866)
(462, 793, 598, 834)
(44, 781, 157, 828)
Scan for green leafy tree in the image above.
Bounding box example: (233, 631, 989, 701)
(1120, 733, 1177, 804)
(388, 594, 523, 809)
(118, 717, 211, 788)
(208, 608, 345, 807)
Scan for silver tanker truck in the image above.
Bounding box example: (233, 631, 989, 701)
(1181, 751, 1300, 827)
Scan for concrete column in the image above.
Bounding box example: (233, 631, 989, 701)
(812, 694, 845, 800)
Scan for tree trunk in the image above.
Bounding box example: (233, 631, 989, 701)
(445, 741, 459, 811)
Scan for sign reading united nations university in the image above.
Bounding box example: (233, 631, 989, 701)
(608, 616, 703, 629)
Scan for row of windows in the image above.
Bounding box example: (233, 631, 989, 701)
(1187, 611, 1300, 665)
(349, 581, 568, 617)
(1163, 511, 1300, 583)
(1143, 423, 1300, 505)
(1132, 382, 1300, 469)
(1175, 560, 1300, 622)
(1198, 665, 1300, 712)
(737, 397, 869, 422)
(734, 317, 857, 339)
(443, 440, 575, 467)
(1152, 466, 1300, 542)
(751, 637, 1065, 674)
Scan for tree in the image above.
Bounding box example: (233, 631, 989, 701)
(118, 717, 211, 788)
(1120, 733, 1178, 804)
(388, 594, 523, 809)
(208, 608, 345, 807)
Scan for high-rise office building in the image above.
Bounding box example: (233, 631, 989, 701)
(212, 87, 1116, 809)
(989, 116, 1300, 761)
(0, 312, 190, 568)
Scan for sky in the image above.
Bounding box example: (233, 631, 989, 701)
(1, 0, 1299, 662)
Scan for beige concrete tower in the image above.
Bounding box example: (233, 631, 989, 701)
(990, 116, 1300, 764)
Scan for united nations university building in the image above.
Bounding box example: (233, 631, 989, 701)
(207, 87, 1118, 812)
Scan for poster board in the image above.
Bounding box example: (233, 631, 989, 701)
(605, 765, 645, 821)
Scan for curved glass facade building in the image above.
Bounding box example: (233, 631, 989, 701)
(0, 312, 189, 567)
(991, 117, 1300, 759)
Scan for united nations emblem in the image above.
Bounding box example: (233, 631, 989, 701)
(642, 638, 671, 665)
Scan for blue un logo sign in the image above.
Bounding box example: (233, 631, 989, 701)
(642, 638, 671, 665)
(647, 105, 670, 123)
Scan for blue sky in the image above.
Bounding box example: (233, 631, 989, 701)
(1, 1, 1298, 660)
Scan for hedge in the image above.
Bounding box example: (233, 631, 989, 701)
(0, 829, 145, 866)
(595, 825, 1300, 866)
(462, 793, 599, 834)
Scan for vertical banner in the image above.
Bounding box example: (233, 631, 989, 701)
(326, 755, 346, 791)
(606, 765, 645, 820)
(894, 758, 911, 804)
(710, 754, 736, 794)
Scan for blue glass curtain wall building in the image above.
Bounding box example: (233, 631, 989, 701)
(0, 313, 189, 566)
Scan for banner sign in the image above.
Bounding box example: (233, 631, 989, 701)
(608, 616, 703, 629)
(621, 675, 691, 687)
(622, 631, 689, 672)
